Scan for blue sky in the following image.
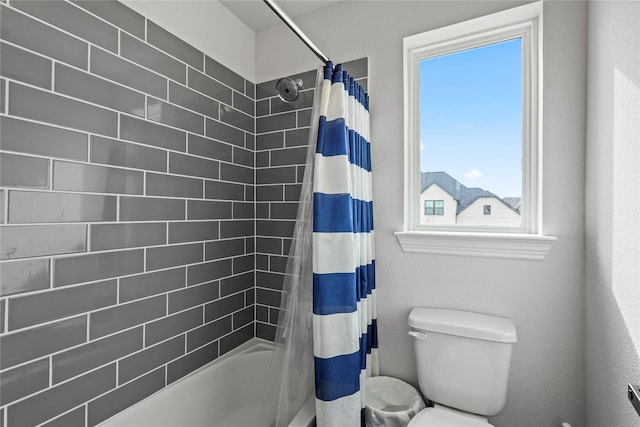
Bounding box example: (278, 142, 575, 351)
(419, 38, 522, 199)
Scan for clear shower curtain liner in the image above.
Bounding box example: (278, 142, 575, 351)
(260, 66, 323, 427)
(262, 61, 378, 427)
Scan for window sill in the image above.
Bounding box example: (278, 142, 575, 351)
(394, 231, 556, 260)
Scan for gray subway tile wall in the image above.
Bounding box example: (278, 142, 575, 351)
(8, 280, 117, 330)
(39, 407, 86, 427)
(0, 358, 49, 406)
(53, 249, 145, 287)
(88, 295, 166, 340)
(70, 0, 146, 40)
(168, 220, 220, 243)
(168, 280, 219, 314)
(187, 259, 233, 286)
(9, 82, 119, 136)
(51, 327, 144, 383)
(119, 267, 186, 303)
(117, 335, 185, 384)
(0, 1, 257, 425)
(11, 0, 119, 53)
(169, 151, 220, 180)
(0, 316, 87, 370)
(206, 238, 246, 260)
(188, 133, 233, 162)
(52, 161, 144, 194)
(145, 172, 203, 198)
(0, 153, 49, 189)
(90, 222, 166, 251)
(55, 62, 146, 117)
(145, 307, 203, 346)
(7, 364, 116, 427)
(90, 45, 167, 99)
(146, 20, 203, 71)
(147, 97, 205, 134)
(169, 81, 220, 119)
(205, 56, 245, 93)
(0, 4, 89, 69)
(119, 114, 186, 151)
(0, 0, 368, 423)
(0, 41, 52, 89)
(119, 196, 185, 221)
(120, 33, 187, 84)
(0, 259, 50, 297)
(8, 191, 118, 223)
(86, 367, 164, 427)
(166, 340, 217, 384)
(0, 116, 89, 161)
(205, 116, 244, 146)
(90, 135, 167, 172)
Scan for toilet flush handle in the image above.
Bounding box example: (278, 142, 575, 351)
(408, 331, 427, 341)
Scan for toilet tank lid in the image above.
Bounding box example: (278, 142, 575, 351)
(409, 308, 517, 343)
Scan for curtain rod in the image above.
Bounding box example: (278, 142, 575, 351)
(262, 0, 330, 64)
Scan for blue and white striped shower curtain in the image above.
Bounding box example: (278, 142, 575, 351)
(312, 62, 379, 426)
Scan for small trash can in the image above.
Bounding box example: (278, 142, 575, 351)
(364, 376, 426, 427)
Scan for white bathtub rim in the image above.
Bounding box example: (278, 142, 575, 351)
(165, 336, 275, 393)
(96, 337, 275, 426)
(191, 336, 275, 376)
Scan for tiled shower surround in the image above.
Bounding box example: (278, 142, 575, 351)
(0, 0, 367, 425)
(254, 60, 367, 341)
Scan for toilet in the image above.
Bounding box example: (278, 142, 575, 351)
(407, 308, 518, 426)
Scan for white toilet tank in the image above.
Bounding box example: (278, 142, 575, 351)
(408, 308, 517, 417)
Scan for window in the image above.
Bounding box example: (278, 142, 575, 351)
(419, 39, 522, 228)
(396, 2, 556, 260)
(425, 200, 444, 215)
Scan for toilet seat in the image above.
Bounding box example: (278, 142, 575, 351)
(408, 407, 494, 427)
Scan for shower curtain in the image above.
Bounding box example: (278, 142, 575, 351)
(263, 61, 377, 427)
(313, 62, 378, 426)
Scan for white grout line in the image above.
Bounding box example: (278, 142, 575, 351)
(3, 78, 9, 114)
(2, 299, 7, 334)
(50, 59, 55, 91)
(86, 313, 90, 342)
(2, 182, 8, 223)
(48, 257, 55, 290)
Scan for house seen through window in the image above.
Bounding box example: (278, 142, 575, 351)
(419, 38, 522, 228)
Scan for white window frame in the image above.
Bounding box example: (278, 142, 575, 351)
(395, 2, 555, 260)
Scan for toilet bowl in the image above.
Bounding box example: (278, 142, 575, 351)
(407, 308, 517, 426)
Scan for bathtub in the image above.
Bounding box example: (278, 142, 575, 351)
(99, 338, 315, 427)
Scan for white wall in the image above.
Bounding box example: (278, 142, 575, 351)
(121, 0, 256, 82)
(585, 2, 640, 426)
(457, 198, 520, 226)
(420, 185, 457, 225)
(257, 2, 587, 426)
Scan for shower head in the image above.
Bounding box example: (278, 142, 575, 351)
(276, 77, 304, 103)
